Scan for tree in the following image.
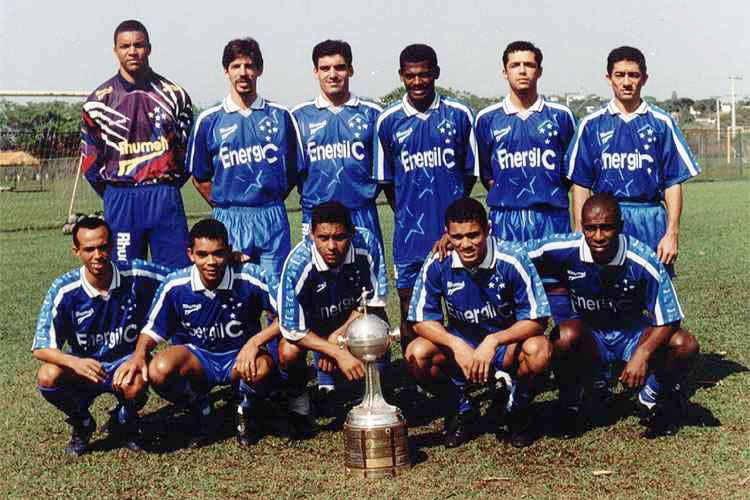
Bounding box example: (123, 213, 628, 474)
(0, 101, 81, 157)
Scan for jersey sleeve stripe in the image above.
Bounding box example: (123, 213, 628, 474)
(359, 100, 384, 113)
(566, 108, 607, 179)
(545, 101, 577, 124)
(413, 253, 440, 322)
(475, 102, 503, 122)
(495, 252, 541, 319)
(187, 104, 222, 174)
(649, 109, 701, 177)
(444, 100, 480, 176)
(291, 100, 315, 113)
(374, 103, 403, 181)
(142, 276, 190, 337)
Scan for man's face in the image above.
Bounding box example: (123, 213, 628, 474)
(582, 206, 621, 264)
(74, 226, 112, 278)
(225, 55, 262, 98)
(114, 30, 150, 77)
(503, 50, 541, 93)
(312, 222, 353, 268)
(188, 237, 231, 289)
(447, 220, 488, 268)
(400, 60, 439, 108)
(607, 60, 647, 106)
(315, 54, 352, 98)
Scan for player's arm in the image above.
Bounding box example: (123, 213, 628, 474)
(33, 348, 106, 384)
(192, 178, 214, 207)
(619, 322, 680, 389)
(235, 318, 280, 381)
(80, 104, 106, 197)
(294, 329, 365, 381)
(112, 333, 158, 389)
(413, 319, 475, 379)
(658, 184, 682, 265)
(570, 184, 590, 232)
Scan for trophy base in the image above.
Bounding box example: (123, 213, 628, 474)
(343, 420, 410, 478)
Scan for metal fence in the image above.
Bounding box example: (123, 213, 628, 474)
(683, 128, 746, 180)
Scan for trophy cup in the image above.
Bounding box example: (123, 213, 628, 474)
(337, 289, 410, 478)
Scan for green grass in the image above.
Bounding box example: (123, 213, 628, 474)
(1, 180, 749, 498)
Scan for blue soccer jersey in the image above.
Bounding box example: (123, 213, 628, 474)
(187, 96, 300, 207)
(525, 233, 684, 331)
(33, 260, 169, 362)
(408, 236, 550, 344)
(142, 262, 278, 352)
(374, 94, 479, 267)
(278, 228, 388, 341)
(565, 100, 700, 203)
(293, 95, 382, 211)
(476, 96, 576, 210)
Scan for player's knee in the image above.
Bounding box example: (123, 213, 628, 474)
(252, 355, 273, 383)
(522, 336, 552, 373)
(148, 356, 174, 386)
(36, 363, 64, 388)
(121, 374, 147, 400)
(278, 341, 302, 369)
(672, 329, 700, 359)
(555, 323, 580, 354)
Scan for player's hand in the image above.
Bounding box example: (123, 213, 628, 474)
(231, 251, 252, 263)
(451, 339, 475, 381)
(113, 355, 148, 390)
(431, 233, 453, 261)
(336, 351, 365, 381)
(236, 342, 260, 382)
(470, 337, 498, 384)
(72, 357, 106, 385)
(656, 231, 679, 265)
(619, 350, 649, 389)
(318, 354, 337, 374)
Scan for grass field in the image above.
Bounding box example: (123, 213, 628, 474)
(1, 180, 749, 498)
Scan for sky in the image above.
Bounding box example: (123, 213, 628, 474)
(1, 0, 748, 107)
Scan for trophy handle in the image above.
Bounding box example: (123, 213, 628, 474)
(337, 334, 348, 349)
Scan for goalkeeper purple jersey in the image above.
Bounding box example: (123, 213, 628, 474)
(81, 72, 193, 196)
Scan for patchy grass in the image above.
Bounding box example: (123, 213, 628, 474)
(1, 180, 748, 498)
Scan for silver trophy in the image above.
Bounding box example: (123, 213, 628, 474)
(337, 289, 410, 478)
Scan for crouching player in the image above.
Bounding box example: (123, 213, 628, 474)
(32, 217, 169, 455)
(277, 201, 389, 439)
(526, 193, 699, 438)
(115, 219, 279, 447)
(407, 198, 551, 448)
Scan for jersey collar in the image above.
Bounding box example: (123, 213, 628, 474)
(402, 93, 441, 118)
(310, 239, 356, 272)
(501, 95, 544, 115)
(314, 94, 360, 109)
(223, 95, 266, 114)
(190, 264, 234, 292)
(607, 99, 649, 116)
(80, 262, 120, 298)
(450, 236, 496, 270)
(580, 233, 628, 266)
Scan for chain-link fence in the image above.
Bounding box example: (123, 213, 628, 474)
(683, 128, 746, 180)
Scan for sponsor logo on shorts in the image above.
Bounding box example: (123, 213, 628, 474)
(116, 232, 131, 262)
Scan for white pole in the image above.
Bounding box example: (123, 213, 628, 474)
(716, 98, 720, 142)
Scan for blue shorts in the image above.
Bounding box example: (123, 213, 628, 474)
(301, 202, 384, 247)
(590, 325, 645, 366)
(620, 202, 674, 276)
(213, 203, 291, 280)
(186, 338, 279, 388)
(394, 261, 425, 290)
(76, 354, 132, 396)
(488, 206, 571, 242)
(547, 293, 579, 325)
(103, 184, 190, 269)
(444, 327, 508, 386)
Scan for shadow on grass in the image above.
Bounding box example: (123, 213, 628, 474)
(691, 352, 748, 390)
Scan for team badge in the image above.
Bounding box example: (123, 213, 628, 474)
(257, 117, 278, 142)
(537, 119, 559, 145)
(347, 114, 368, 139)
(437, 118, 457, 145)
(637, 124, 657, 150)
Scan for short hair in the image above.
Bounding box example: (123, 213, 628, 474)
(73, 216, 113, 248)
(190, 219, 229, 248)
(502, 40, 543, 67)
(312, 39, 353, 67)
(399, 44, 438, 71)
(444, 198, 488, 231)
(607, 46, 647, 75)
(114, 20, 149, 45)
(582, 192, 622, 223)
(222, 38, 263, 70)
(311, 201, 353, 233)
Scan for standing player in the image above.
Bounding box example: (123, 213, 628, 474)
(526, 193, 699, 437)
(32, 217, 168, 455)
(187, 38, 298, 280)
(375, 43, 478, 349)
(407, 198, 551, 448)
(115, 219, 280, 448)
(566, 46, 701, 273)
(293, 39, 384, 244)
(81, 20, 193, 269)
(277, 202, 388, 439)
